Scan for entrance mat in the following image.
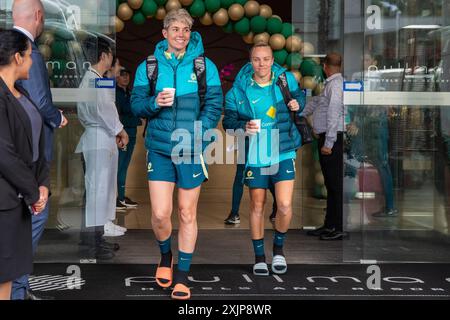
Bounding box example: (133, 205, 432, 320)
(30, 263, 450, 300)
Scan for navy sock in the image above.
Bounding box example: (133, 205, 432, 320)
(178, 251, 193, 272)
(175, 251, 193, 285)
(157, 237, 172, 267)
(252, 238, 265, 263)
(273, 230, 286, 256)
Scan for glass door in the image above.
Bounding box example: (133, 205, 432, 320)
(343, 0, 450, 262)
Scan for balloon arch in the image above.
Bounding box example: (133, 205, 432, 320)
(115, 0, 325, 93)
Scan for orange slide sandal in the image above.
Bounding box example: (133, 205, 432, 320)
(171, 283, 191, 300)
(155, 259, 173, 288)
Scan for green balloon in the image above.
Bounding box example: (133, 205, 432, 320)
(300, 59, 317, 77)
(51, 41, 67, 59)
(222, 21, 234, 33)
(313, 65, 326, 81)
(132, 11, 146, 25)
(250, 16, 266, 34)
(205, 0, 221, 12)
(235, 0, 247, 5)
(286, 53, 302, 69)
(234, 17, 250, 35)
(190, 0, 206, 17)
(154, 0, 167, 6)
(281, 22, 294, 38)
(141, 0, 158, 17)
(266, 17, 283, 35)
(273, 49, 288, 65)
(220, 0, 234, 9)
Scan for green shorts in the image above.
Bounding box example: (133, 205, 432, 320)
(147, 151, 208, 189)
(244, 158, 296, 189)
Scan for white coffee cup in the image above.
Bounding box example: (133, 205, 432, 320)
(162, 87, 176, 106)
(250, 119, 261, 133)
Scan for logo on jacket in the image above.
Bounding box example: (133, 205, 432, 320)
(147, 162, 153, 173)
(188, 73, 197, 83)
(266, 106, 276, 119)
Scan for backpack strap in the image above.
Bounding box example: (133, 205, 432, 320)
(194, 54, 206, 110)
(276, 72, 293, 104)
(277, 72, 314, 145)
(276, 72, 296, 122)
(146, 54, 158, 96)
(144, 55, 158, 138)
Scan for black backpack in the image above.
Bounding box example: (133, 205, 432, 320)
(142, 54, 207, 137)
(276, 72, 314, 145)
(146, 54, 207, 107)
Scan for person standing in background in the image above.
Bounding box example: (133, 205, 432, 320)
(76, 38, 129, 258)
(11, 0, 68, 300)
(115, 67, 141, 210)
(0, 29, 49, 300)
(302, 52, 347, 240)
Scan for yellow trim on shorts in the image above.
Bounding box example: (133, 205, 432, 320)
(199, 154, 208, 180)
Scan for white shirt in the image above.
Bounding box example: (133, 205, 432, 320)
(13, 26, 35, 42)
(75, 67, 123, 153)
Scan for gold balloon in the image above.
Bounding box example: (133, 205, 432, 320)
(302, 42, 315, 56)
(71, 41, 83, 56)
(292, 70, 302, 83)
(253, 32, 270, 44)
(285, 35, 302, 52)
(47, 64, 53, 77)
(155, 7, 167, 20)
(301, 76, 317, 90)
(259, 4, 272, 18)
(166, 0, 181, 12)
(115, 16, 124, 33)
(242, 32, 254, 44)
(228, 4, 245, 21)
(272, 15, 282, 21)
(128, 0, 143, 10)
(315, 172, 325, 185)
(179, 0, 194, 5)
(74, 30, 89, 41)
(314, 82, 325, 95)
(213, 8, 229, 27)
(269, 33, 285, 51)
(38, 44, 52, 61)
(200, 12, 213, 25)
(118, 3, 133, 21)
(312, 57, 321, 65)
(38, 31, 54, 46)
(244, 0, 260, 17)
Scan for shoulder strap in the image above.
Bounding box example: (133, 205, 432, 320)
(146, 55, 158, 96)
(277, 72, 299, 128)
(194, 54, 206, 110)
(276, 72, 293, 105)
(144, 55, 158, 138)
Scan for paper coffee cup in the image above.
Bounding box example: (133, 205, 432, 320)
(163, 87, 176, 106)
(251, 119, 261, 133)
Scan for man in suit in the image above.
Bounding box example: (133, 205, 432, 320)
(11, 0, 68, 300)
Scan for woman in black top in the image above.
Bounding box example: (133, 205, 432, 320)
(0, 30, 49, 300)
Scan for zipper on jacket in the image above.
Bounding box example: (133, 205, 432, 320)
(172, 64, 178, 131)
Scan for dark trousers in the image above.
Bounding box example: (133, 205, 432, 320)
(80, 155, 103, 247)
(319, 133, 344, 231)
(117, 136, 136, 200)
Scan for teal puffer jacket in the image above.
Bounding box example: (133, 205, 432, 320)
(131, 32, 223, 156)
(222, 62, 305, 158)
